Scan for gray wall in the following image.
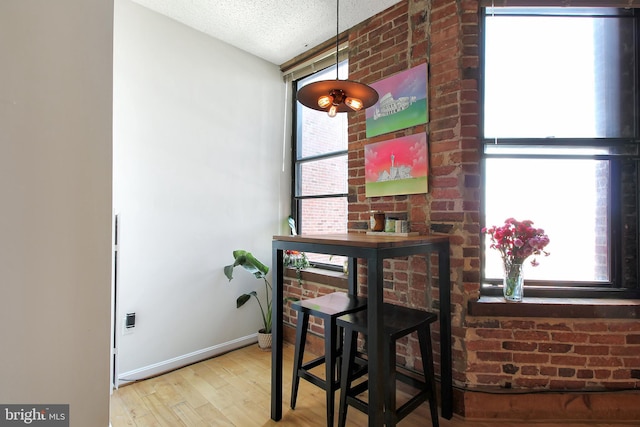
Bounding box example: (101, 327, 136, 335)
(0, 1, 113, 425)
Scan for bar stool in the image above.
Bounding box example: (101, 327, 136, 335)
(336, 303, 439, 427)
(290, 292, 368, 427)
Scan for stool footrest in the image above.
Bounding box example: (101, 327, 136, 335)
(396, 391, 429, 422)
(345, 395, 369, 414)
(298, 370, 339, 390)
(300, 355, 327, 372)
(348, 379, 369, 396)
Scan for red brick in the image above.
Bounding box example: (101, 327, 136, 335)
(574, 345, 609, 355)
(549, 380, 586, 389)
(502, 341, 538, 352)
(627, 334, 640, 344)
(535, 321, 573, 331)
(538, 343, 573, 353)
(589, 334, 626, 345)
(467, 363, 502, 374)
(514, 378, 549, 388)
(513, 330, 550, 341)
(588, 357, 624, 367)
(550, 355, 588, 366)
(574, 322, 608, 332)
(559, 368, 576, 377)
(611, 346, 639, 356)
(577, 369, 594, 379)
(467, 339, 502, 351)
(501, 320, 536, 330)
(613, 369, 632, 379)
(609, 322, 640, 332)
(623, 357, 640, 367)
(594, 369, 612, 379)
(540, 366, 558, 377)
(476, 351, 513, 362)
(551, 332, 589, 343)
(513, 353, 549, 364)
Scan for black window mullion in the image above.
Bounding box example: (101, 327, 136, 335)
(480, 7, 640, 297)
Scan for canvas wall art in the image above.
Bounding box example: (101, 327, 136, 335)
(365, 133, 428, 198)
(365, 62, 428, 138)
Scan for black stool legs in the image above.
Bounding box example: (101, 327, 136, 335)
(290, 308, 340, 426)
(290, 292, 367, 427)
(384, 322, 439, 426)
(337, 303, 439, 427)
(290, 307, 310, 410)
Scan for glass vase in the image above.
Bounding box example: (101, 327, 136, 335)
(503, 262, 524, 302)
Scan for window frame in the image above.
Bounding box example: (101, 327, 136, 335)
(479, 6, 640, 299)
(290, 63, 349, 272)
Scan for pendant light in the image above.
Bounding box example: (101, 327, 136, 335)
(296, 0, 379, 117)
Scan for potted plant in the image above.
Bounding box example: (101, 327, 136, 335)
(224, 249, 274, 350)
(283, 250, 311, 285)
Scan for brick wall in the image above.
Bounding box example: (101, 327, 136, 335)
(346, 0, 478, 392)
(343, 0, 640, 393)
(285, 0, 640, 419)
(466, 317, 640, 389)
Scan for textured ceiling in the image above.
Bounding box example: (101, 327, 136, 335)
(130, 0, 402, 65)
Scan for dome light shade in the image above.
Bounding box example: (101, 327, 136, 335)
(297, 79, 378, 115)
(295, 0, 379, 117)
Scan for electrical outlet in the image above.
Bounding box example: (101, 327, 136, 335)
(122, 312, 135, 335)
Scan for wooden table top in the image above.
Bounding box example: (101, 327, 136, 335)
(273, 232, 449, 248)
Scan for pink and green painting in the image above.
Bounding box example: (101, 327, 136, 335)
(365, 133, 428, 198)
(365, 62, 428, 138)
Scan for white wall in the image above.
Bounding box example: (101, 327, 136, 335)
(0, 1, 113, 426)
(113, 0, 290, 381)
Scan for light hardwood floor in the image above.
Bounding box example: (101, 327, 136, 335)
(110, 343, 638, 427)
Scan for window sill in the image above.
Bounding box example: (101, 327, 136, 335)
(284, 267, 349, 290)
(468, 296, 640, 319)
(289, 270, 640, 319)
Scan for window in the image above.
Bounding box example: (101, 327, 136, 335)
(481, 6, 640, 297)
(292, 61, 349, 268)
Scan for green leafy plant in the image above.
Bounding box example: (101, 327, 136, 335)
(283, 250, 311, 284)
(224, 250, 273, 334)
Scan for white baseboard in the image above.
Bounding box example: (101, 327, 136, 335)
(116, 334, 257, 386)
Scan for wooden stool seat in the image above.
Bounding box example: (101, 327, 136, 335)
(290, 292, 368, 427)
(336, 303, 439, 427)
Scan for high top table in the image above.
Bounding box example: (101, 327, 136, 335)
(271, 233, 452, 426)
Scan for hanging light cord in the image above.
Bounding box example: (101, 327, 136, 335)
(295, 0, 378, 115)
(335, 0, 339, 79)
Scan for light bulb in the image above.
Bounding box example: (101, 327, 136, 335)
(345, 97, 363, 111)
(328, 105, 338, 118)
(318, 95, 333, 109)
